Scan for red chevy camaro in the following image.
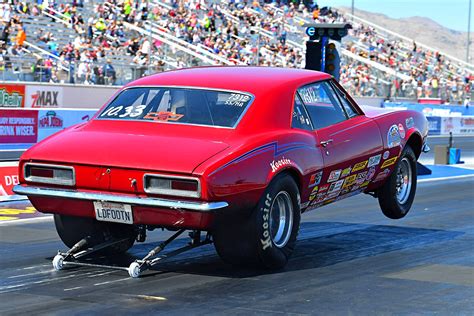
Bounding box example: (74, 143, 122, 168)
(14, 67, 429, 275)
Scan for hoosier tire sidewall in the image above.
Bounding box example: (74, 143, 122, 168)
(254, 174, 301, 269)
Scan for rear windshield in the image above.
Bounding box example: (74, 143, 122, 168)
(97, 87, 253, 128)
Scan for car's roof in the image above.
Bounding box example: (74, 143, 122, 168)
(124, 67, 332, 133)
(127, 66, 331, 96)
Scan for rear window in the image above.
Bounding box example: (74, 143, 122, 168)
(97, 87, 253, 128)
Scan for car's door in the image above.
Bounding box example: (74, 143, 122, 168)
(296, 80, 384, 205)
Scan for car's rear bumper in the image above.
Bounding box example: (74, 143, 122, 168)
(13, 185, 228, 212)
(13, 185, 227, 229)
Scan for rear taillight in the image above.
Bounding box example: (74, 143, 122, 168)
(24, 163, 75, 186)
(144, 174, 200, 198)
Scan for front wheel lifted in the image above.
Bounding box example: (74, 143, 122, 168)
(213, 173, 301, 269)
(377, 145, 417, 219)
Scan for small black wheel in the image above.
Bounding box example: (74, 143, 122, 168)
(213, 173, 301, 269)
(54, 214, 136, 254)
(377, 145, 417, 219)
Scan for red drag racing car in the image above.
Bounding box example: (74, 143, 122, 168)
(14, 67, 429, 273)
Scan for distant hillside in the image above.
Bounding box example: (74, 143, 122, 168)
(338, 7, 473, 63)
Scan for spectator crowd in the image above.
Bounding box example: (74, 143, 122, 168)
(0, 0, 472, 103)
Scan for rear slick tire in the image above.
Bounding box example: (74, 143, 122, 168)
(377, 145, 417, 219)
(54, 214, 136, 254)
(213, 173, 301, 269)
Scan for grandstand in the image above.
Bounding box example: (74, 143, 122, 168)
(0, 0, 472, 103)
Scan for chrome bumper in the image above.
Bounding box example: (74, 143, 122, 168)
(13, 185, 228, 212)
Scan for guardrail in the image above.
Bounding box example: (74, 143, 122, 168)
(41, 6, 72, 27)
(124, 22, 228, 66)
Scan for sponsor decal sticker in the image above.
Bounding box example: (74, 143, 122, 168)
(327, 169, 342, 182)
(340, 166, 352, 178)
(39, 111, 63, 128)
(340, 188, 350, 195)
(387, 125, 401, 148)
(143, 111, 184, 121)
(366, 167, 376, 181)
(309, 186, 319, 201)
(398, 123, 406, 138)
(374, 169, 391, 182)
(352, 160, 368, 172)
(360, 180, 370, 187)
(316, 193, 326, 201)
(318, 184, 329, 192)
(323, 198, 337, 205)
(351, 184, 361, 191)
(368, 154, 381, 168)
(270, 157, 292, 173)
(383, 150, 390, 160)
(329, 179, 344, 193)
(308, 171, 323, 187)
(406, 117, 414, 129)
(356, 171, 368, 185)
(381, 156, 398, 168)
(343, 174, 357, 188)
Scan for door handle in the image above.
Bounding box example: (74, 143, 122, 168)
(320, 139, 333, 147)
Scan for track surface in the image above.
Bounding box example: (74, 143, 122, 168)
(1, 177, 473, 315)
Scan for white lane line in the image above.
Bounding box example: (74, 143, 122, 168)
(94, 277, 130, 286)
(8, 269, 54, 279)
(87, 271, 117, 278)
(0, 272, 94, 293)
(20, 264, 51, 270)
(418, 174, 474, 183)
(64, 286, 82, 291)
(0, 215, 53, 226)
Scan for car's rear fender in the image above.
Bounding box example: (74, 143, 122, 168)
(203, 131, 321, 219)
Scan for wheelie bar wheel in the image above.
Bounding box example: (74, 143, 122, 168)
(52, 254, 65, 271)
(128, 262, 142, 278)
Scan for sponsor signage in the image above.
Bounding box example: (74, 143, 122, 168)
(426, 116, 441, 135)
(0, 109, 38, 143)
(25, 85, 63, 108)
(440, 116, 474, 134)
(37, 109, 96, 141)
(0, 84, 25, 107)
(0, 165, 19, 197)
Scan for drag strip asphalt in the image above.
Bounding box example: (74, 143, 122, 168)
(0, 177, 473, 315)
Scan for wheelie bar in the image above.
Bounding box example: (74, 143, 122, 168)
(51, 230, 212, 278)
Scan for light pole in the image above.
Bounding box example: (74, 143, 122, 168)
(468, 0, 472, 63)
(351, 0, 354, 21)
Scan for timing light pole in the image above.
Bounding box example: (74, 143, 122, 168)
(468, 0, 472, 63)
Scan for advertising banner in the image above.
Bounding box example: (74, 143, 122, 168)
(25, 85, 63, 108)
(0, 109, 38, 143)
(0, 164, 19, 198)
(37, 109, 97, 141)
(0, 84, 26, 108)
(441, 116, 474, 134)
(426, 116, 441, 135)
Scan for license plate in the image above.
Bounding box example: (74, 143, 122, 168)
(94, 201, 133, 225)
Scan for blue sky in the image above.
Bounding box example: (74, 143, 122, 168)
(318, 0, 473, 32)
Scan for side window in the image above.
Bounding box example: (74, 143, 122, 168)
(292, 95, 312, 130)
(297, 81, 347, 130)
(331, 82, 359, 118)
